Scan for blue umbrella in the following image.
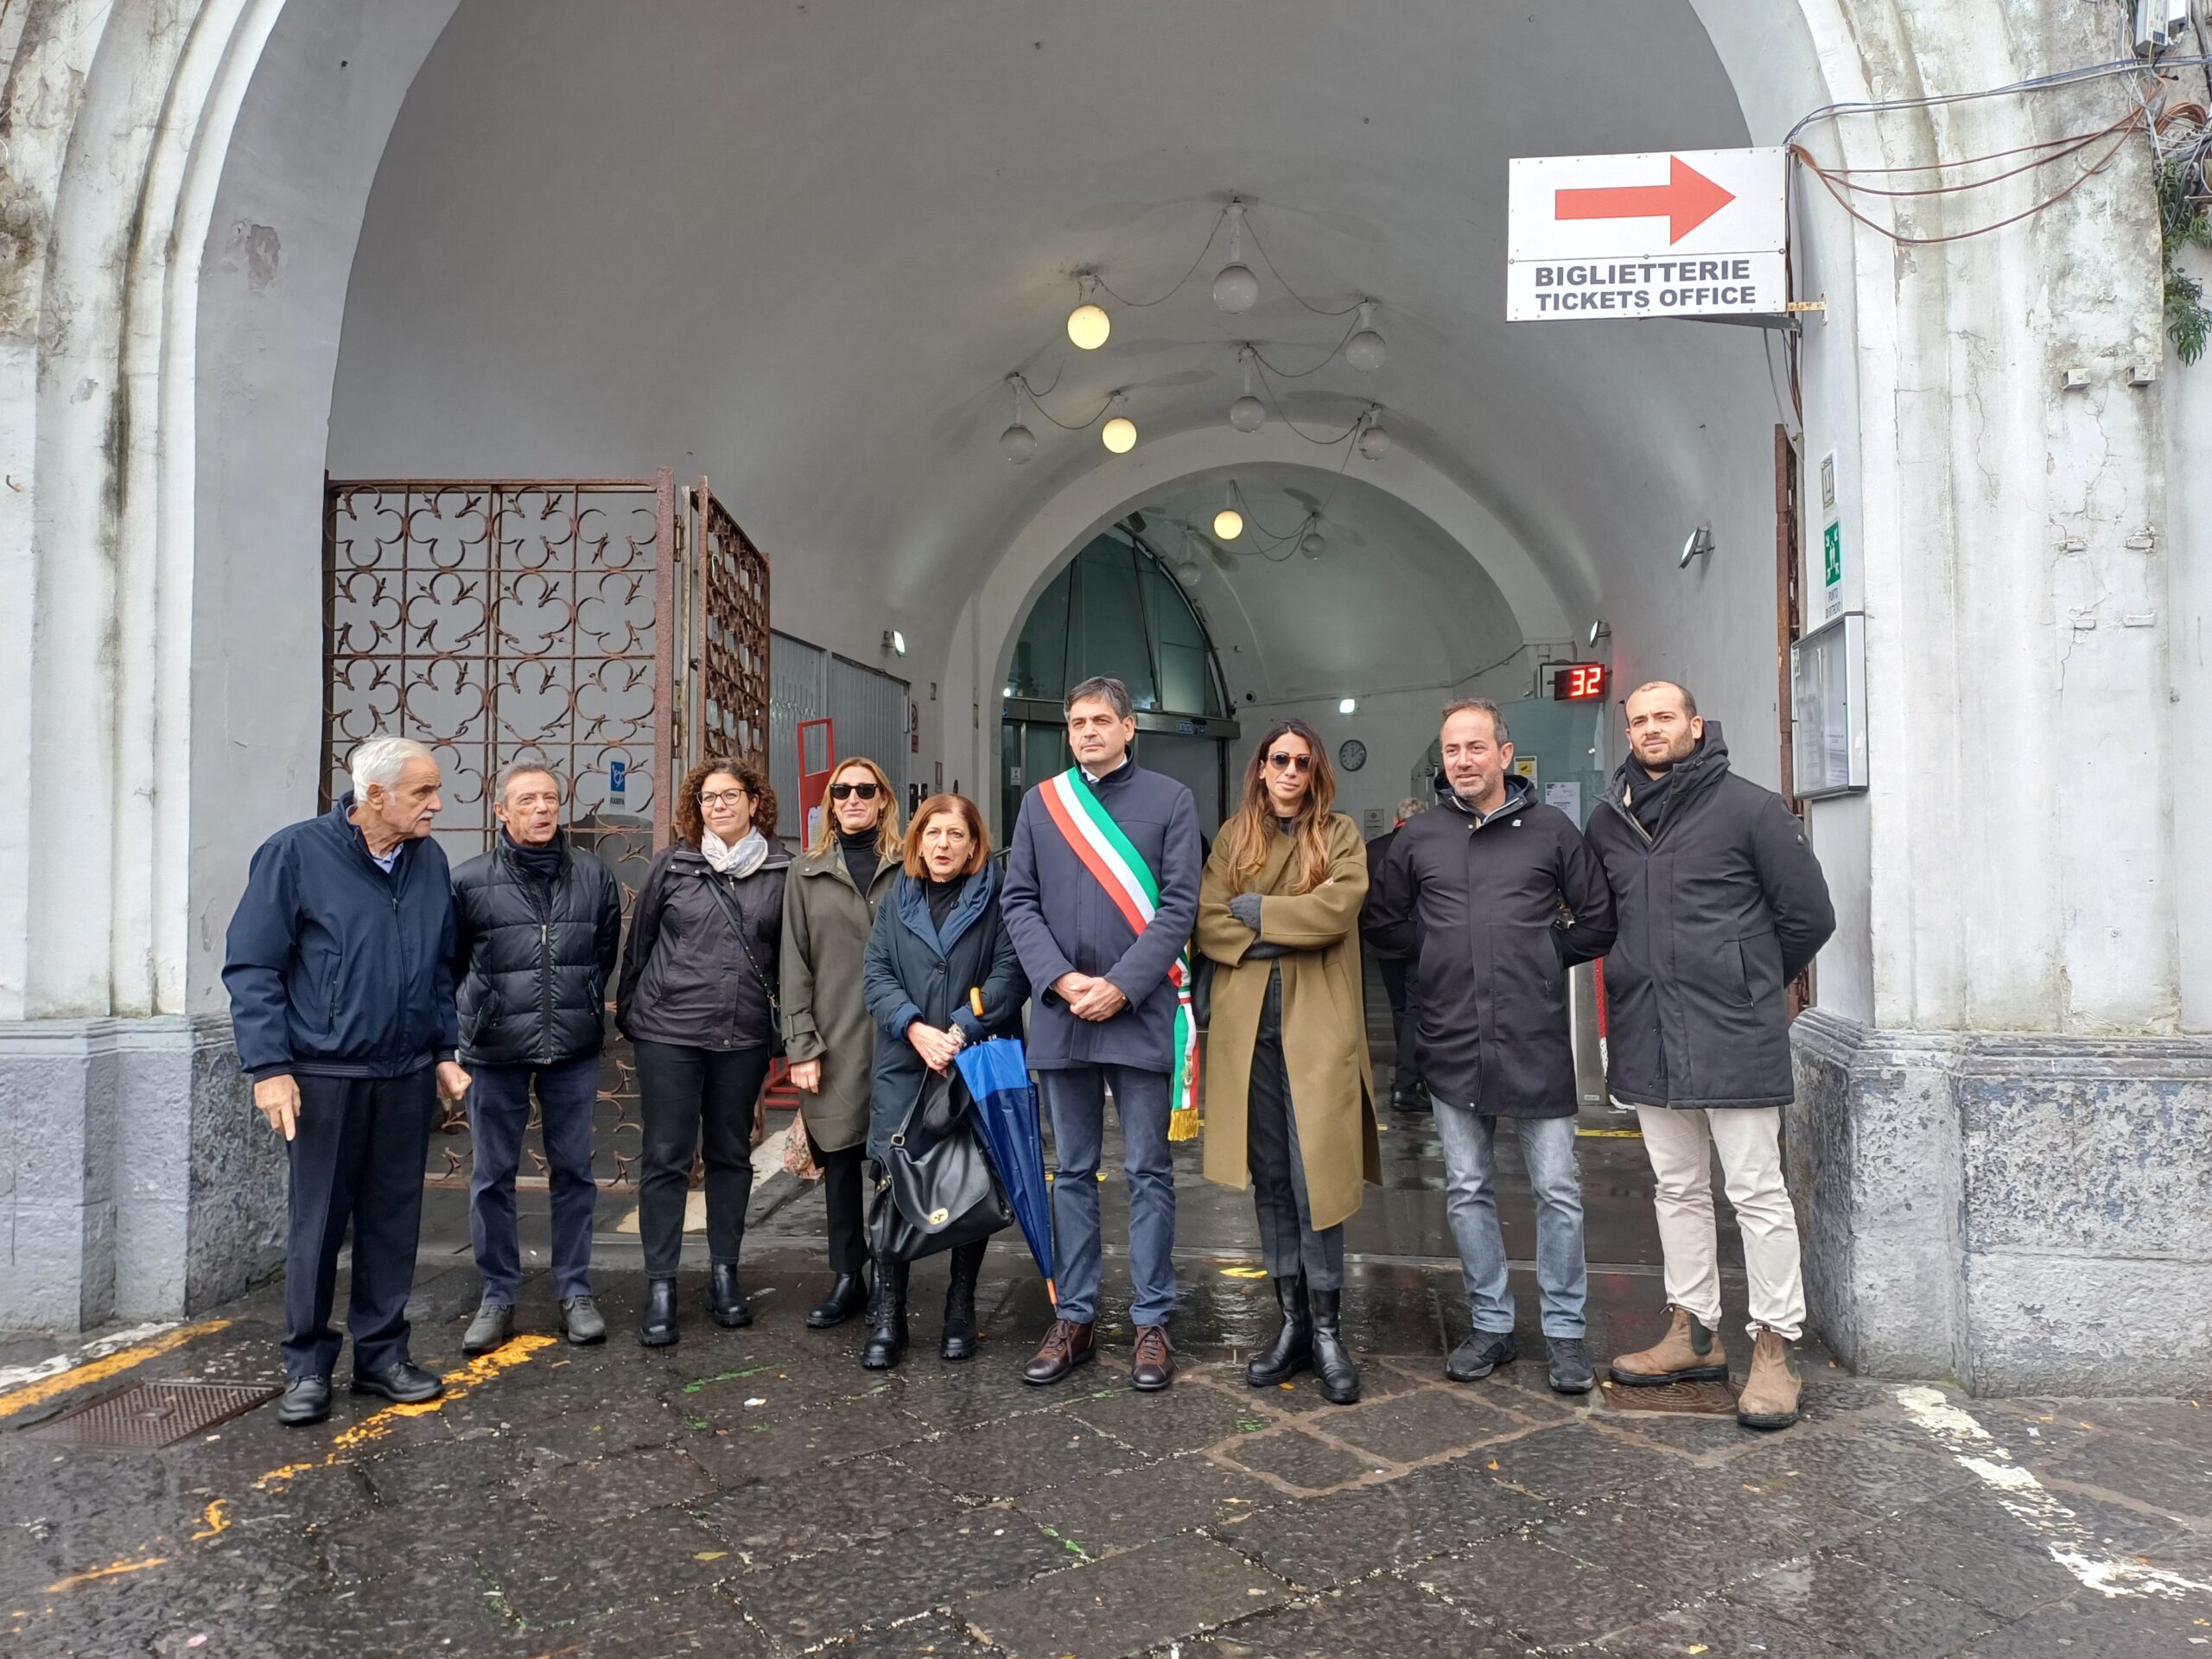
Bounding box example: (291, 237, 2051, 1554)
(955, 1037, 1056, 1306)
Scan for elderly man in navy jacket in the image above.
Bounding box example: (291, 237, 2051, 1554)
(1002, 677, 1202, 1391)
(224, 735, 471, 1427)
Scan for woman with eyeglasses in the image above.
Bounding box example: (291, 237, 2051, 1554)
(616, 755, 791, 1346)
(779, 758, 904, 1329)
(1196, 721, 1381, 1403)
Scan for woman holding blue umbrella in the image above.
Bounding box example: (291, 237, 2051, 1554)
(859, 793, 1028, 1368)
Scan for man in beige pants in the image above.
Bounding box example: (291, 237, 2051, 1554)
(1582, 683, 1834, 1430)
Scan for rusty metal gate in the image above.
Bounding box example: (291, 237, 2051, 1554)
(321, 471, 772, 1187)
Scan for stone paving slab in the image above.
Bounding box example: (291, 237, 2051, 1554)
(7, 1247, 2212, 1658)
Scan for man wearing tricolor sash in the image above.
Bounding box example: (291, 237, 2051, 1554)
(1002, 676, 1204, 1391)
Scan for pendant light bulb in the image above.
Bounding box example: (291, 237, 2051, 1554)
(1067, 273, 1110, 351)
(1356, 410, 1392, 461)
(1174, 560, 1203, 589)
(1345, 300, 1387, 372)
(1229, 346, 1265, 432)
(1213, 484, 1243, 541)
(1214, 200, 1259, 314)
(1101, 394, 1137, 454)
(1000, 378, 1038, 462)
(1300, 531, 1326, 561)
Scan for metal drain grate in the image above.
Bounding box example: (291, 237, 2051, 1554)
(1600, 1377, 1741, 1416)
(24, 1379, 282, 1449)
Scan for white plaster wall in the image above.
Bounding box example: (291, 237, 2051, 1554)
(2172, 242, 2212, 1035)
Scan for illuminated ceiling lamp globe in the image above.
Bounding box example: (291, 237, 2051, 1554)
(1213, 507, 1244, 540)
(1067, 302, 1111, 351)
(1101, 415, 1138, 454)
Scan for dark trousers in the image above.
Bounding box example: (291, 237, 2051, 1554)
(633, 1039, 769, 1276)
(1379, 957, 1423, 1100)
(1039, 1063, 1176, 1327)
(817, 1142, 867, 1277)
(283, 1068, 437, 1380)
(1247, 968, 1345, 1291)
(467, 1054, 599, 1304)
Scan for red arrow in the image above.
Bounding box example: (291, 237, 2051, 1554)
(1554, 156, 1736, 245)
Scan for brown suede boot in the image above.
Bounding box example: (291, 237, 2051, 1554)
(1735, 1327, 1802, 1430)
(1607, 1306, 1729, 1387)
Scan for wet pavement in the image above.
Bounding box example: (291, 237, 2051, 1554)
(9, 1027, 2212, 1656)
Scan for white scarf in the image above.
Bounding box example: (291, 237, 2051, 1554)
(701, 826, 770, 878)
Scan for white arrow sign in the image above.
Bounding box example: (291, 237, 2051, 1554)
(1508, 147, 1788, 321)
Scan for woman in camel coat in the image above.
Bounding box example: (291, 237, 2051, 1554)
(1197, 719, 1380, 1404)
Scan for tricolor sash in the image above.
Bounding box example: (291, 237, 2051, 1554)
(1037, 767, 1202, 1141)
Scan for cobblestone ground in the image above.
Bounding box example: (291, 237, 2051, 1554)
(8, 1243, 2212, 1659)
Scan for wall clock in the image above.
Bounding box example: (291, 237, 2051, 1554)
(1338, 738, 1368, 772)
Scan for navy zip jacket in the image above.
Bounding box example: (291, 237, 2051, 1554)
(1001, 756, 1202, 1072)
(223, 798, 461, 1082)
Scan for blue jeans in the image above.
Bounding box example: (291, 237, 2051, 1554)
(468, 1054, 600, 1302)
(1039, 1065, 1176, 1327)
(1430, 1100, 1586, 1338)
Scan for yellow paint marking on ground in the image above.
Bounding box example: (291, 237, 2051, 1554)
(257, 1334, 557, 1488)
(1576, 1128, 1643, 1138)
(0, 1322, 230, 1421)
(189, 1500, 230, 1541)
(44, 1557, 168, 1593)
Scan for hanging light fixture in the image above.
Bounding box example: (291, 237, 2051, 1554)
(1174, 559, 1203, 589)
(1213, 199, 1260, 314)
(1300, 528, 1327, 561)
(1100, 393, 1137, 454)
(1067, 271, 1110, 351)
(1356, 408, 1392, 461)
(1345, 299, 1387, 372)
(999, 377, 1038, 463)
(1212, 486, 1244, 541)
(1229, 346, 1266, 434)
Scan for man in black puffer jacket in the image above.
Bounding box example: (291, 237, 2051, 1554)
(451, 764, 623, 1352)
(1585, 683, 1834, 1433)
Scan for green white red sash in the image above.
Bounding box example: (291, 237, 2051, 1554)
(1038, 767, 1201, 1140)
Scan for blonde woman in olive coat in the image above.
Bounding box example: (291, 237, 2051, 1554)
(780, 757, 903, 1328)
(1197, 719, 1381, 1404)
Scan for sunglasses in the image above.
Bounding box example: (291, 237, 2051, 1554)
(830, 781, 880, 801)
(1266, 751, 1314, 773)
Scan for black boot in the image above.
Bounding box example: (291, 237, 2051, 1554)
(639, 1276, 679, 1347)
(861, 1258, 909, 1370)
(709, 1262, 752, 1329)
(941, 1242, 985, 1362)
(808, 1270, 870, 1329)
(1308, 1288, 1361, 1404)
(1246, 1274, 1312, 1387)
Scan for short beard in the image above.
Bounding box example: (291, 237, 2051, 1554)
(1640, 734, 1697, 774)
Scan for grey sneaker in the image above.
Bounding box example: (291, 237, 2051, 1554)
(1547, 1336, 1595, 1394)
(560, 1294, 607, 1346)
(1446, 1332, 1518, 1382)
(462, 1300, 515, 1356)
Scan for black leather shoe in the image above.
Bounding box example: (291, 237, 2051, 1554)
(1446, 1332, 1519, 1382)
(940, 1243, 983, 1362)
(807, 1271, 869, 1329)
(861, 1259, 909, 1370)
(276, 1374, 331, 1427)
(709, 1262, 753, 1329)
(1308, 1288, 1362, 1404)
(639, 1275, 679, 1347)
(1246, 1274, 1312, 1387)
(350, 1362, 442, 1404)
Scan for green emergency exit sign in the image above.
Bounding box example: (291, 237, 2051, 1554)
(1821, 518, 1843, 618)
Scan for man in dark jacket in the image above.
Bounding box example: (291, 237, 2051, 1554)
(1586, 683, 1835, 1431)
(1368, 701, 1616, 1394)
(223, 735, 470, 1427)
(1362, 796, 1428, 1112)
(1002, 676, 1202, 1391)
(450, 764, 623, 1355)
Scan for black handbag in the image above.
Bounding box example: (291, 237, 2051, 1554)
(868, 1070, 1011, 1262)
(704, 869, 787, 1059)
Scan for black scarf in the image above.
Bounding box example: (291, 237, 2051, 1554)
(504, 829, 565, 883)
(1624, 766, 1674, 834)
(838, 826, 882, 893)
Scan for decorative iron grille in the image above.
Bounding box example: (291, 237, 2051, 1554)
(687, 480, 772, 787)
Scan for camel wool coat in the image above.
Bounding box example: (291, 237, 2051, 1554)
(1196, 811, 1381, 1232)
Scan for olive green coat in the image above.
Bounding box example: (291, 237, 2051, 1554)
(1196, 811, 1381, 1232)
(779, 843, 899, 1153)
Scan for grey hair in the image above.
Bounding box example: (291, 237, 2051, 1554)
(1065, 676, 1135, 721)
(496, 761, 563, 803)
(348, 734, 435, 798)
(1395, 797, 1426, 820)
(1629, 680, 1698, 718)
(1440, 698, 1510, 746)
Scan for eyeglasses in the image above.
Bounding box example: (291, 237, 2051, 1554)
(1266, 752, 1314, 773)
(830, 781, 880, 801)
(699, 788, 748, 808)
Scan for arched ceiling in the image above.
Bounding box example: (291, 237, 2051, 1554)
(328, 0, 1775, 692)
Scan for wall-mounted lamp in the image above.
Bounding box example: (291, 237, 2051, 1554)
(1338, 697, 1357, 715)
(883, 629, 907, 658)
(1587, 619, 1611, 647)
(1677, 525, 1714, 569)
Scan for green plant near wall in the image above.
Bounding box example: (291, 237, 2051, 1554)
(2162, 155, 2212, 364)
